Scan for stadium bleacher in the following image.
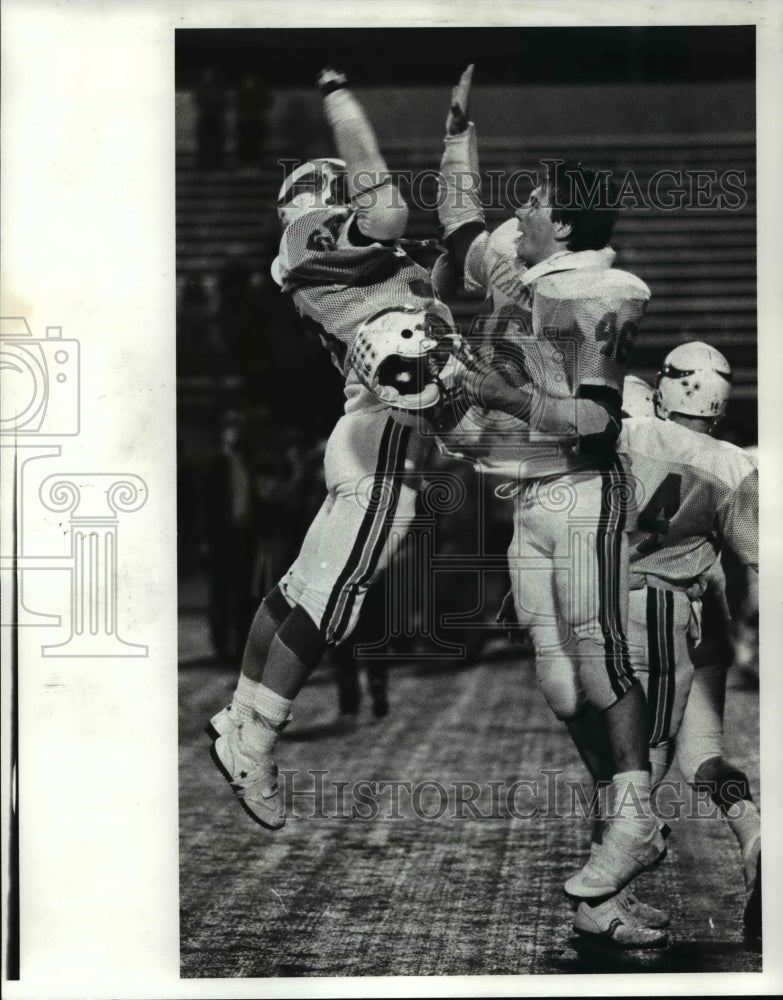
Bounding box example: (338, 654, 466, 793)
(176, 129, 756, 432)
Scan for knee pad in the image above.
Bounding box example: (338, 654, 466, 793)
(536, 655, 585, 720)
(276, 604, 328, 671)
(694, 755, 752, 809)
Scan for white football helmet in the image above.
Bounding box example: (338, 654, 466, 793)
(655, 341, 732, 421)
(622, 374, 656, 419)
(277, 158, 348, 229)
(350, 308, 459, 411)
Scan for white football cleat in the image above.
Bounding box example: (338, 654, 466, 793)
(205, 704, 236, 741)
(210, 723, 285, 830)
(615, 886, 670, 929)
(565, 820, 666, 901)
(574, 898, 669, 948)
(575, 844, 670, 926)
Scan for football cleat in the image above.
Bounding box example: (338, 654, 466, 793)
(205, 704, 236, 742)
(210, 723, 285, 830)
(616, 886, 670, 929)
(564, 820, 667, 901)
(577, 842, 670, 927)
(574, 898, 669, 949)
(743, 836, 761, 942)
(655, 341, 732, 421)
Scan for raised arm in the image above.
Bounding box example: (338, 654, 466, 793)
(318, 68, 408, 243)
(437, 65, 489, 280)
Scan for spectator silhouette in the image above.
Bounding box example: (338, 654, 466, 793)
(202, 412, 256, 663)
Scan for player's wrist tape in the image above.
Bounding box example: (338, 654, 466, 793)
(438, 124, 484, 238)
(323, 88, 365, 126)
(319, 79, 348, 96)
(445, 122, 481, 174)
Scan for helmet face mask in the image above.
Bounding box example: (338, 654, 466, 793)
(277, 158, 348, 229)
(654, 341, 732, 422)
(350, 309, 459, 411)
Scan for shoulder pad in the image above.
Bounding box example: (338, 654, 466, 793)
(536, 268, 650, 302)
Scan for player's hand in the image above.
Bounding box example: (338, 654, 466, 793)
(318, 67, 348, 95)
(456, 348, 522, 413)
(446, 64, 474, 136)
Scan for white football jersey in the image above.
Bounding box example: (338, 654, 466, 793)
(277, 206, 454, 415)
(440, 236, 651, 479)
(620, 417, 758, 590)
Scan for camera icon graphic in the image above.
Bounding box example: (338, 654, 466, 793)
(0, 317, 80, 435)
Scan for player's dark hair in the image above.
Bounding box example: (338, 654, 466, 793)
(544, 159, 618, 252)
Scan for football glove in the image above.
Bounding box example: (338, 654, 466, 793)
(318, 67, 348, 96)
(446, 64, 474, 136)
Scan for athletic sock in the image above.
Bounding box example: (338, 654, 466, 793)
(237, 684, 293, 759)
(649, 744, 669, 789)
(591, 781, 611, 846)
(611, 770, 656, 836)
(252, 683, 293, 728)
(231, 673, 259, 724)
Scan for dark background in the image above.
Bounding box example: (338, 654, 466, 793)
(175, 24, 756, 657)
(176, 25, 755, 86)
(177, 28, 761, 977)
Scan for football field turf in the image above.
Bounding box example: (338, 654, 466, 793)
(179, 642, 761, 978)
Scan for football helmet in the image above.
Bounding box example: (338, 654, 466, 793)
(655, 341, 732, 421)
(622, 374, 656, 419)
(277, 158, 348, 229)
(350, 308, 459, 411)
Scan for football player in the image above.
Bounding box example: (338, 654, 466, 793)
(436, 65, 662, 903)
(208, 69, 461, 828)
(625, 347, 760, 942)
(539, 349, 759, 945)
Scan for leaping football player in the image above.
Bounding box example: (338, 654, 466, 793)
(436, 65, 661, 907)
(207, 69, 461, 829)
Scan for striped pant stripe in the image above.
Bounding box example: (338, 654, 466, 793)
(321, 417, 411, 644)
(597, 456, 634, 700)
(646, 587, 676, 746)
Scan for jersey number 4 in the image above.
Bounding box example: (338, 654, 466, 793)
(636, 472, 682, 555)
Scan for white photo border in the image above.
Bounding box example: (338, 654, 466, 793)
(1, 1, 782, 997)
